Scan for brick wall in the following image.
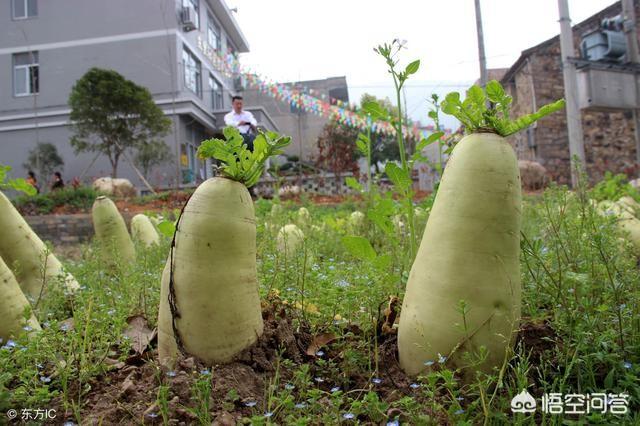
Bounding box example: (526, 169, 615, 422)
(503, 0, 640, 184)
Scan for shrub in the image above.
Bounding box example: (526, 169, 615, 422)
(591, 172, 640, 203)
(13, 187, 98, 215)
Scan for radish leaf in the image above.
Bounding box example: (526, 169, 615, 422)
(441, 80, 565, 137)
(198, 127, 291, 188)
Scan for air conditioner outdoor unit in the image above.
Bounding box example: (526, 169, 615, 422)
(181, 6, 196, 32)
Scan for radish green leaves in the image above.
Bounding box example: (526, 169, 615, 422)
(442, 80, 565, 137)
(198, 127, 291, 188)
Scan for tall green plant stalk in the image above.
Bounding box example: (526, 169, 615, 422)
(428, 94, 444, 176)
(366, 123, 373, 199)
(374, 40, 420, 258)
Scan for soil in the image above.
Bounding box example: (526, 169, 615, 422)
(50, 297, 555, 425)
(49, 295, 439, 425)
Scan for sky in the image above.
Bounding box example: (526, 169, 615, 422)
(228, 0, 618, 129)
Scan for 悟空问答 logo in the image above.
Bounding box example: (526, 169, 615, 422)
(511, 390, 537, 413)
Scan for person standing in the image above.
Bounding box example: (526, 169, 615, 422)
(51, 171, 65, 191)
(224, 96, 258, 150)
(26, 171, 40, 194)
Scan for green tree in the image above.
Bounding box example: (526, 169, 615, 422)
(23, 142, 64, 186)
(68, 68, 171, 178)
(134, 141, 173, 179)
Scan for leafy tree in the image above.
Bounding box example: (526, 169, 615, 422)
(68, 68, 171, 178)
(23, 142, 64, 185)
(134, 140, 173, 179)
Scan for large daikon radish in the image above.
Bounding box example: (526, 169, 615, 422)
(398, 80, 565, 377)
(91, 196, 136, 265)
(131, 213, 160, 247)
(0, 255, 41, 342)
(0, 191, 79, 299)
(158, 127, 290, 366)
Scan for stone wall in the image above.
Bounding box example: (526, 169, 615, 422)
(25, 213, 135, 246)
(503, 0, 640, 184)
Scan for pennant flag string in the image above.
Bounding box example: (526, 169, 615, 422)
(196, 36, 450, 141)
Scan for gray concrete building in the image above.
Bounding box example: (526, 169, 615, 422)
(241, 76, 349, 162)
(0, 0, 277, 190)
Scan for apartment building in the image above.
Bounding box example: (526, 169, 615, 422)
(0, 0, 277, 189)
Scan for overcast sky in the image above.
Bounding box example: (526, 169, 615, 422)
(228, 0, 618, 128)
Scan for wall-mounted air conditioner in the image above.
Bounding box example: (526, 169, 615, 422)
(181, 6, 196, 32)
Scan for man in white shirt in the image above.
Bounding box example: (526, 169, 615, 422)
(224, 95, 258, 150)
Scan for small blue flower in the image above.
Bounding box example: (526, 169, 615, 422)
(316, 350, 325, 357)
(331, 386, 340, 393)
(372, 378, 382, 384)
(3, 340, 17, 349)
(166, 371, 177, 378)
(244, 401, 257, 407)
(410, 383, 420, 389)
(40, 376, 51, 383)
(264, 412, 273, 418)
(60, 323, 71, 331)
(386, 420, 400, 426)
(295, 402, 306, 409)
(107, 309, 116, 315)
(36, 363, 44, 369)
(63, 422, 76, 426)
(623, 361, 632, 369)
(454, 409, 464, 415)
(456, 396, 464, 401)
(619, 304, 627, 310)
(335, 279, 350, 288)
(23, 325, 33, 331)
(328, 265, 335, 271)
(200, 369, 211, 375)
(438, 354, 447, 364)
(147, 413, 158, 418)
(343, 413, 355, 419)
(284, 384, 295, 390)
(314, 377, 324, 383)
(424, 360, 434, 366)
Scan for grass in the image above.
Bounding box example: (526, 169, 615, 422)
(1, 183, 639, 424)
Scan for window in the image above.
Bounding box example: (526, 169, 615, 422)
(207, 12, 221, 52)
(13, 52, 39, 96)
(182, 0, 199, 29)
(12, 0, 37, 19)
(209, 74, 223, 110)
(182, 47, 201, 96)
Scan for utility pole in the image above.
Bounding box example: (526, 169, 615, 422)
(474, 0, 488, 87)
(621, 0, 640, 164)
(557, 0, 586, 187)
